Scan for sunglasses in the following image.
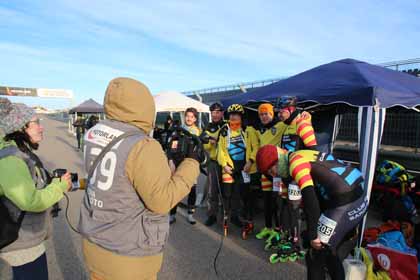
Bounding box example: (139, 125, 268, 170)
(28, 118, 42, 125)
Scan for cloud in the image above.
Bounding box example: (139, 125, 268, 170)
(0, 39, 238, 102)
(1, 0, 420, 102)
(56, 1, 305, 63)
(5, 1, 420, 68)
(48, 0, 419, 70)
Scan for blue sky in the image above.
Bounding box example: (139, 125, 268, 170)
(1, 0, 419, 109)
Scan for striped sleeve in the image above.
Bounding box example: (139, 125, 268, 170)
(296, 117, 317, 147)
(289, 154, 314, 190)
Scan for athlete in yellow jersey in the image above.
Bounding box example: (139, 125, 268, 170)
(277, 96, 317, 152)
(253, 103, 285, 241)
(170, 107, 201, 225)
(217, 104, 252, 236)
(254, 101, 312, 242)
(276, 96, 318, 243)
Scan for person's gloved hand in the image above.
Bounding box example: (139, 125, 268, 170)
(186, 140, 206, 165)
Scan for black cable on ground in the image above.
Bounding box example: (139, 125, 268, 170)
(63, 192, 80, 234)
(212, 170, 230, 280)
(213, 231, 225, 279)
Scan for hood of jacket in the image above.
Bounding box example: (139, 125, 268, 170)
(0, 137, 15, 151)
(104, 77, 155, 134)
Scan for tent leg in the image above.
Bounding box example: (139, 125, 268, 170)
(356, 106, 386, 253)
(330, 114, 342, 153)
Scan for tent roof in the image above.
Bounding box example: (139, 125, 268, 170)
(69, 98, 103, 113)
(154, 91, 210, 113)
(222, 58, 420, 109)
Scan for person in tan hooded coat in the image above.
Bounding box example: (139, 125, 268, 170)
(78, 77, 201, 280)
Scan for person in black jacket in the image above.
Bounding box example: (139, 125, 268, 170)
(73, 116, 86, 150)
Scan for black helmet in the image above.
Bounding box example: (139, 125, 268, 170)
(210, 102, 224, 111)
(276, 96, 297, 109)
(227, 104, 244, 115)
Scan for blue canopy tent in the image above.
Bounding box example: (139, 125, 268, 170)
(222, 58, 420, 247)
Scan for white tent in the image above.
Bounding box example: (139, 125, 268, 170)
(154, 91, 210, 129)
(154, 91, 210, 113)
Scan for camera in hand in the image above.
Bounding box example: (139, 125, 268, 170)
(166, 125, 208, 173)
(199, 131, 216, 144)
(52, 169, 84, 192)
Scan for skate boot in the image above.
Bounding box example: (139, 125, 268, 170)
(241, 221, 254, 240)
(264, 231, 289, 251)
(264, 233, 291, 251)
(269, 243, 306, 264)
(266, 230, 281, 244)
(269, 243, 294, 264)
(256, 227, 273, 240)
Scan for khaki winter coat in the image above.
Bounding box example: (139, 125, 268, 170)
(83, 77, 199, 280)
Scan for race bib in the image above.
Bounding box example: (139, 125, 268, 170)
(317, 214, 337, 244)
(242, 171, 251, 183)
(288, 183, 302, 201)
(273, 177, 282, 193)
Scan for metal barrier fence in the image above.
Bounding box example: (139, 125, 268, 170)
(336, 108, 420, 150)
(379, 58, 420, 72)
(183, 77, 283, 96)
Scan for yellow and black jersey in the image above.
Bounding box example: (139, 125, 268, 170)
(217, 124, 246, 169)
(255, 119, 287, 191)
(255, 119, 287, 148)
(214, 124, 259, 183)
(245, 125, 259, 175)
(203, 121, 225, 161)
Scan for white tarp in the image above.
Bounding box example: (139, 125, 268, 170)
(154, 91, 210, 113)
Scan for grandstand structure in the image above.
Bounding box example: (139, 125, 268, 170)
(184, 58, 420, 104)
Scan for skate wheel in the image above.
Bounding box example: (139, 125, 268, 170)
(288, 252, 298, 262)
(298, 251, 306, 260)
(269, 253, 280, 264)
(279, 254, 289, 263)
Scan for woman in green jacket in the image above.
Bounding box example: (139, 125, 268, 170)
(0, 97, 71, 280)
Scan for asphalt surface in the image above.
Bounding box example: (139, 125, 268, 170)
(0, 117, 307, 280)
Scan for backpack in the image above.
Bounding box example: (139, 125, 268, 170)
(0, 199, 25, 249)
(376, 160, 415, 195)
(0, 146, 26, 249)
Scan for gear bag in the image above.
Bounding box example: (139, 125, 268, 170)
(0, 146, 26, 249)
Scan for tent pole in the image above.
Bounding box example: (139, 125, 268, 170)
(330, 113, 342, 153)
(357, 106, 386, 254)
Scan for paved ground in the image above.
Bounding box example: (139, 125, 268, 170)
(0, 117, 309, 280)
